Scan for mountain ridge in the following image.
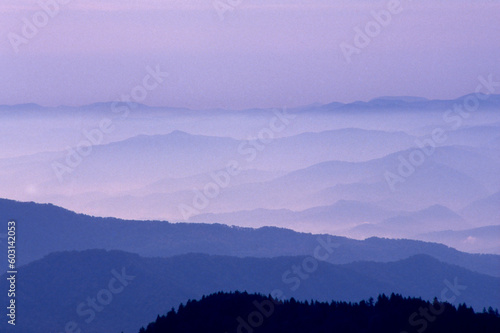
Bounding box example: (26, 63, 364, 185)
(1, 249, 498, 333)
(1, 198, 499, 278)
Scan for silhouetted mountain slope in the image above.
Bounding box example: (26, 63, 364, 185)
(189, 202, 472, 236)
(416, 225, 500, 254)
(0, 250, 499, 333)
(345, 205, 471, 239)
(344, 255, 500, 309)
(215, 145, 491, 213)
(1, 198, 499, 277)
(461, 191, 500, 225)
(0, 127, 419, 194)
(331, 93, 500, 112)
(446, 125, 500, 148)
(189, 199, 395, 229)
(139, 292, 500, 333)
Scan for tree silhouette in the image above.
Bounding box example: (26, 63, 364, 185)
(138, 291, 500, 333)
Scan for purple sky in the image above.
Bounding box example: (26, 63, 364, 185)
(0, 0, 499, 109)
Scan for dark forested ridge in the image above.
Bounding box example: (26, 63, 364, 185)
(2, 249, 499, 333)
(138, 292, 500, 333)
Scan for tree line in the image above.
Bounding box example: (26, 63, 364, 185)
(138, 291, 500, 333)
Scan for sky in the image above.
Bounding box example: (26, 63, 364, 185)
(0, 0, 499, 110)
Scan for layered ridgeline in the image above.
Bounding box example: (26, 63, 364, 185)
(138, 292, 500, 333)
(0, 96, 499, 332)
(0, 198, 499, 277)
(1, 96, 499, 249)
(0, 250, 499, 333)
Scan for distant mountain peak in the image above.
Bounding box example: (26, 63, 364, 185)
(0, 103, 44, 110)
(168, 130, 192, 136)
(369, 96, 429, 103)
(414, 204, 462, 218)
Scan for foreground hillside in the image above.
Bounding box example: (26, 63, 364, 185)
(139, 292, 500, 333)
(1, 250, 498, 333)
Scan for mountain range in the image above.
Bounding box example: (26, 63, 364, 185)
(0, 198, 499, 277)
(1, 250, 498, 333)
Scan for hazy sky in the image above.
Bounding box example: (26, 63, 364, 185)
(0, 0, 499, 109)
